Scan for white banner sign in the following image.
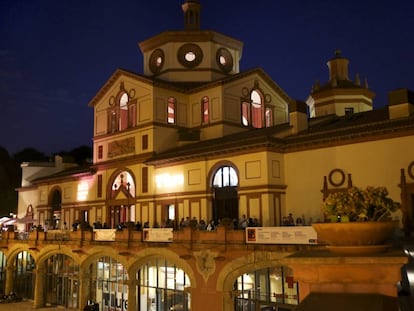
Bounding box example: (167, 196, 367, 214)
(143, 228, 173, 242)
(245, 226, 317, 244)
(94, 229, 116, 241)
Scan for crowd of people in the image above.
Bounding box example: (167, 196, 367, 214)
(26, 213, 307, 234)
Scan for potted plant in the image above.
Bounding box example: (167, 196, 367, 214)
(312, 186, 401, 254)
(320, 186, 401, 223)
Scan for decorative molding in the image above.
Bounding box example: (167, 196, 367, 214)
(108, 137, 135, 158)
(194, 249, 218, 282)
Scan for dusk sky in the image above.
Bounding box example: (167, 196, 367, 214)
(1, 0, 413, 155)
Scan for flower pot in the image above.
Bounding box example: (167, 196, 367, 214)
(311, 221, 398, 254)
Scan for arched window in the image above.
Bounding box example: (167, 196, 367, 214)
(119, 92, 129, 131)
(234, 267, 299, 310)
(45, 254, 80, 308)
(111, 171, 136, 198)
(251, 90, 263, 128)
(241, 101, 250, 126)
(202, 96, 209, 123)
(137, 259, 191, 311)
(13, 251, 35, 300)
(109, 170, 136, 227)
(94, 257, 128, 311)
(212, 166, 238, 187)
(241, 89, 269, 128)
(211, 165, 239, 221)
(167, 97, 176, 124)
(108, 89, 137, 133)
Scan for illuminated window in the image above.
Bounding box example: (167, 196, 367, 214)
(137, 259, 191, 311)
(119, 93, 128, 131)
(241, 101, 250, 126)
(94, 257, 128, 311)
(77, 181, 89, 201)
(234, 267, 299, 309)
(202, 96, 209, 123)
(111, 171, 135, 198)
(167, 97, 176, 124)
(13, 251, 35, 299)
(265, 107, 273, 127)
(251, 90, 263, 128)
(241, 89, 273, 128)
(107, 89, 137, 133)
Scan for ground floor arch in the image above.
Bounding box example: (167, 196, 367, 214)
(218, 252, 298, 311)
(0, 244, 301, 311)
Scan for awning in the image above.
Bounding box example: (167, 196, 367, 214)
(0, 217, 11, 226)
(2, 218, 16, 226)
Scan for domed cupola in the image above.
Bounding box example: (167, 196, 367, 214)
(307, 50, 375, 117)
(138, 0, 243, 83)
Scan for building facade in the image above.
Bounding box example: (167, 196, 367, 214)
(4, 1, 414, 310)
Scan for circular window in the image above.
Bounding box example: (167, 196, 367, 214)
(149, 49, 165, 74)
(216, 48, 233, 73)
(177, 44, 203, 68)
(328, 169, 346, 187)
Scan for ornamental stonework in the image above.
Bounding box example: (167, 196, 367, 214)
(108, 137, 135, 158)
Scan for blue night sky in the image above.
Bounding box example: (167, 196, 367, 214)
(1, 0, 413, 155)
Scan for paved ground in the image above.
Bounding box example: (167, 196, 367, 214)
(0, 301, 75, 310)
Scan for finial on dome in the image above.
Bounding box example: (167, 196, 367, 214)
(182, 0, 201, 30)
(334, 49, 342, 57)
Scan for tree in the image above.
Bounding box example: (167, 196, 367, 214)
(0, 147, 19, 216)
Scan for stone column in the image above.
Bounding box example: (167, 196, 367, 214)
(4, 265, 14, 295)
(79, 270, 91, 310)
(127, 279, 137, 311)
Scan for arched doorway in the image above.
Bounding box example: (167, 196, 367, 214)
(233, 266, 298, 310)
(13, 251, 35, 299)
(211, 165, 239, 222)
(107, 170, 136, 228)
(44, 254, 79, 308)
(49, 188, 62, 229)
(90, 256, 128, 311)
(137, 258, 191, 311)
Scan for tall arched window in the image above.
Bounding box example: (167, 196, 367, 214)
(13, 251, 35, 300)
(202, 96, 209, 123)
(109, 171, 136, 227)
(241, 89, 269, 128)
(119, 92, 129, 131)
(50, 188, 62, 229)
(167, 97, 176, 124)
(212, 165, 239, 221)
(93, 257, 128, 311)
(45, 254, 80, 308)
(108, 88, 137, 133)
(234, 267, 299, 310)
(251, 90, 263, 128)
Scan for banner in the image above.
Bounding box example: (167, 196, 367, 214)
(245, 226, 317, 244)
(143, 228, 173, 242)
(94, 229, 116, 241)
